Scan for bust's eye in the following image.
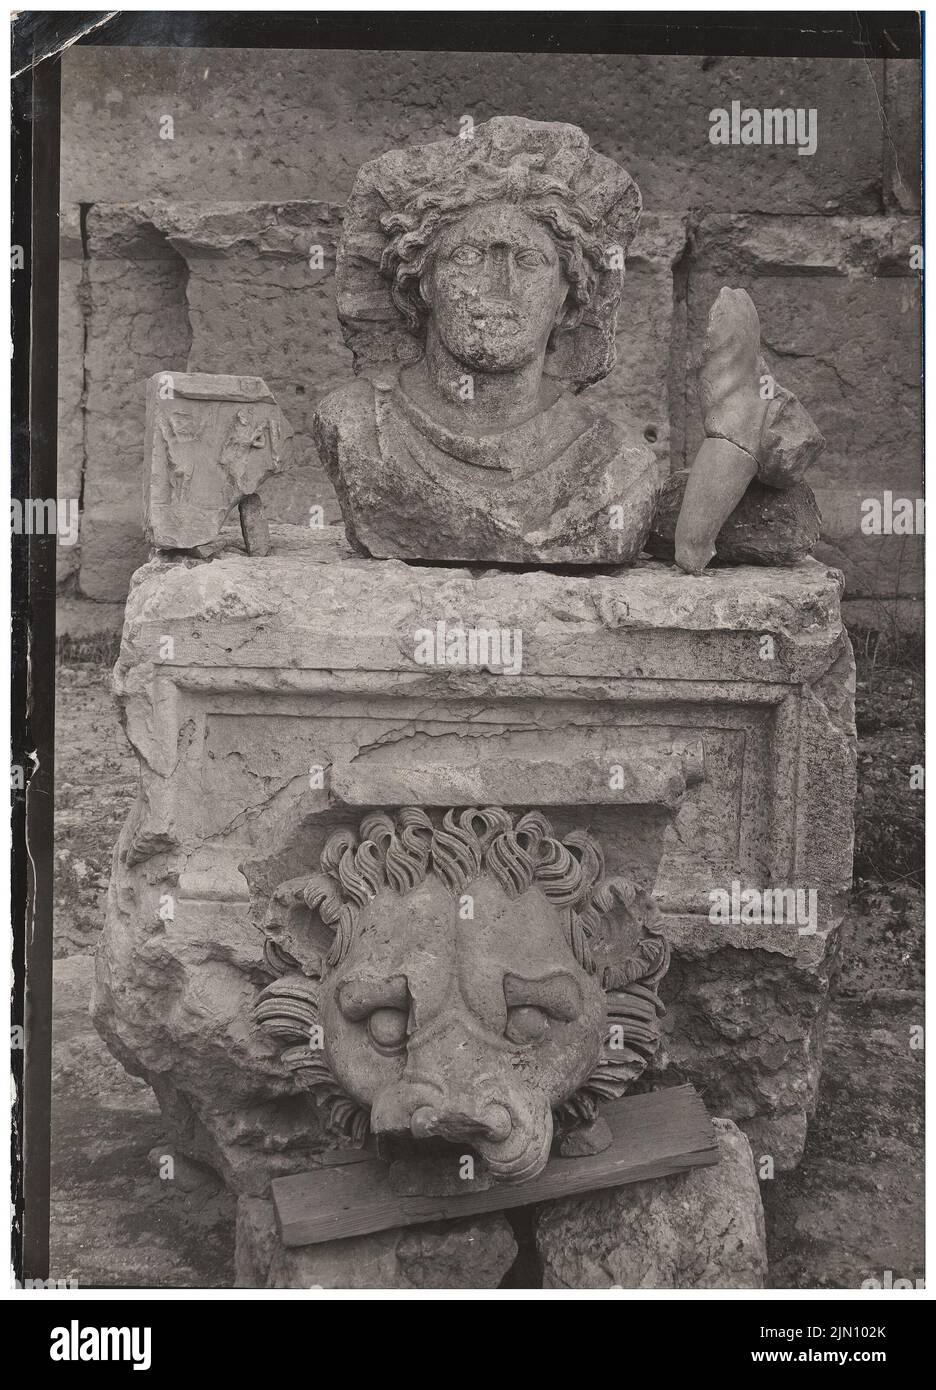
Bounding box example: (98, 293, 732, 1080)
(505, 1005, 549, 1045)
(366, 1007, 408, 1054)
(515, 248, 547, 268)
(449, 244, 483, 267)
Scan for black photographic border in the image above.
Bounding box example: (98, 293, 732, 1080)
(9, 7, 922, 1287)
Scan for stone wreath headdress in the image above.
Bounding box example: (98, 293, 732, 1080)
(254, 806, 669, 1146)
(336, 116, 642, 387)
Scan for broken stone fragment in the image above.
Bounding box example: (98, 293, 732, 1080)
(674, 437, 758, 575)
(557, 1115, 613, 1157)
(698, 287, 766, 458)
(535, 1117, 768, 1288)
(674, 287, 825, 574)
(756, 357, 828, 487)
(143, 372, 293, 551)
(652, 469, 822, 568)
(237, 492, 271, 557)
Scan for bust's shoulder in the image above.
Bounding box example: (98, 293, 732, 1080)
(313, 376, 392, 466)
(313, 375, 378, 435)
(571, 390, 654, 458)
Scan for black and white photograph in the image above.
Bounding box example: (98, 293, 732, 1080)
(8, 8, 926, 1322)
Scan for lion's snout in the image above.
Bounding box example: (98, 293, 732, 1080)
(410, 1098, 513, 1144)
(370, 1076, 514, 1143)
(371, 1070, 554, 1184)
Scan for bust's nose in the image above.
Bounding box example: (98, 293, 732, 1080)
(481, 245, 513, 300)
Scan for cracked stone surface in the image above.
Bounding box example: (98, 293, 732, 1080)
(92, 527, 856, 1191)
(535, 1117, 768, 1288)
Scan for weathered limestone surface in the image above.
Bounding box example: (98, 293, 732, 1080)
(587, 213, 686, 473)
(62, 50, 888, 215)
(235, 1196, 517, 1289)
(163, 202, 346, 529)
(79, 210, 191, 600)
(59, 200, 924, 608)
(76, 202, 346, 599)
(670, 284, 826, 574)
(93, 528, 856, 1190)
(535, 1117, 768, 1288)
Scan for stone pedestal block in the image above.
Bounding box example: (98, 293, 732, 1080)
(93, 526, 855, 1192)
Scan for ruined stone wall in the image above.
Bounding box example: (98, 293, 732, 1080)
(58, 48, 921, 622)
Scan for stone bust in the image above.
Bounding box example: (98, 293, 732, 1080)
(315, 117, 655, 565)
(315, 116, 825, 570)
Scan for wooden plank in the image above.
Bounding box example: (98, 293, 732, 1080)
(318, 1144, 376, 1168)
(273, 1085, 718, 1248)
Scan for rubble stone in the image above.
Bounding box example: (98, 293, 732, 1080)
(535, 1117, 768, 1288)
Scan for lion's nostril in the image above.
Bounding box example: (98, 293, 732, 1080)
(410, 1104, 440, 1140)
(482, 1103, 512, 1142)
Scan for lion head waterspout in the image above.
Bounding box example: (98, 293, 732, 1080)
(254, 806, 669, 1186)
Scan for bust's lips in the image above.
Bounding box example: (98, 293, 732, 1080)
(468, 319, 521, 338)
(467, 305, 521, 329)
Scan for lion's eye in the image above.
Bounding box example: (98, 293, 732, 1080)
(449, 244, 483, 267)
(366, 1007, 408, 1054)
(505, 1005, 549, 1045)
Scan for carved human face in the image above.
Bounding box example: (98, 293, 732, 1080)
(420, 203, 570, 373)
(319, 873, 605, 1183)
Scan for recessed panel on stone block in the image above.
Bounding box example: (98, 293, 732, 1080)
(328, 738, 705, 810)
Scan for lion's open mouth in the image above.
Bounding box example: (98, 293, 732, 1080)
(378, 1132, 497, 1194)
